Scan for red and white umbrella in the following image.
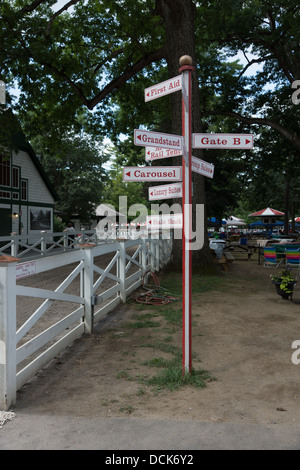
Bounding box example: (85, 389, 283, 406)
(295, 217, 300, 222)
(248, 207, 284, 217)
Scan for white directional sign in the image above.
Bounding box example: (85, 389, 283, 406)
(123, 166, 182, 182)
(134, 129, 183, 151)
(193, 133, 253, 149)
(191, 156, 214, 179)
(148, 182, 183, 201)
(145, 75, 182, 102)
(145, 147, 182, 161)
(146, 213, 183, 230)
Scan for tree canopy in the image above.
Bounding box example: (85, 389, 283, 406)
(1, 0, 300, 261)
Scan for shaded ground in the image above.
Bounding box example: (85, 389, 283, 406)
(13, 256, 300, 427)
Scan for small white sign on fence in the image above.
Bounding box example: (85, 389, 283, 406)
(16, 261, 36, 279)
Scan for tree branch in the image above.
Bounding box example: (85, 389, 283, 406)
(18, 0, 47, 14)
(237, 55, 272, 80)
(87, 47, 166, 109)
(46, 0, 82, 37)
(212, 110, 300, 152)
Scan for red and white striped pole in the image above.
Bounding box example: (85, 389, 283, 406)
(179, 55, 194, 374)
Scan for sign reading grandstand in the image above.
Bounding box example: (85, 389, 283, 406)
(134, 129, 183, 151)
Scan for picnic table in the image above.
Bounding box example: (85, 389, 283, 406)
(223, 241, 254, 261)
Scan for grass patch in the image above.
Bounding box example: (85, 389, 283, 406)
(158, 272, 229, 296)
(142, 357, 170, 368)
(157, 305, 182, 326)
(123, 319, 161, 329)
(145, 361, 211, 391)
(114, 272, 220, 393)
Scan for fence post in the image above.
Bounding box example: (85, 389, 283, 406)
(0, 257, 18, 410)
(10, 232, 18, 258)
(119, 241, 126, 303)
(40, 231, 47, 255)
(150, 239, 155, 273)
(79, 230, 85, 244)
(156, 238, 160, 271)
(63, 232, 68, 251)
(83, 247, 94, 334)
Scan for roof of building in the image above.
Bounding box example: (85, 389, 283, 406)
(0, 109, 58, 201)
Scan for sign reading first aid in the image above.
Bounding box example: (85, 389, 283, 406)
(145, 75, 182, 102)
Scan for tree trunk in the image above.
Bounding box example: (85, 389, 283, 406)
(157, 0, 215, 273)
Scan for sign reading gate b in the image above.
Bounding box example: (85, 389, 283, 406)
(193, 133, 253, 149)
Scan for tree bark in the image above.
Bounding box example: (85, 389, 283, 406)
(156, 0, 215, 273)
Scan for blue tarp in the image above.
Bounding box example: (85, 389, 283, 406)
(249, 220, 284, 227)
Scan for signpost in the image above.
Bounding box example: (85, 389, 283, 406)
(131, 55, 254, 377)
(180, 55, 193, 374)
(123, 166, 182, 182)
(145, 75, 182, 102)
(148, 182, 183, 201)
(134, 129, 183, 151)
(193, 133, 253, 149)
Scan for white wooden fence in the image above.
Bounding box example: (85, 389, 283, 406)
(0, 229, 129, 259)
(0, 236, 172, 410)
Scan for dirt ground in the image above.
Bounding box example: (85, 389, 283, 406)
(14, 254, 300, 426)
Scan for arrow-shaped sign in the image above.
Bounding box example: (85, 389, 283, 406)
(191, 156, 214, 179)
(145, 147, 182, 161)
(134, 129, 183, 151)
(193, 133, 253, 149)
(123, 166, 182, 182)
(146, 213, 183, 229)
(148, 182, 183, 201)
(145, 75, 182, 102)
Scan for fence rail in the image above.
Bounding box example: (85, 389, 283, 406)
(0, 228, 152, 260)
(0, 236, 172, 410)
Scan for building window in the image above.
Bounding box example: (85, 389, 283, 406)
(0, 191, 11, 199)
(12, 192, 19, 200)
(0, 156, 11, 187)
(12, 166, 19, 188)
(21, 179, 27, 200)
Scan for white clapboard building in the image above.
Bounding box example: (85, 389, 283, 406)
(0, 110, 58, 237)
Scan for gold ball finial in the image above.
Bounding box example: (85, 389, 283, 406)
(179, 55, 193, 66)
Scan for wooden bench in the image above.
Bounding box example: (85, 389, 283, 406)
(211, 249, 235, 271)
